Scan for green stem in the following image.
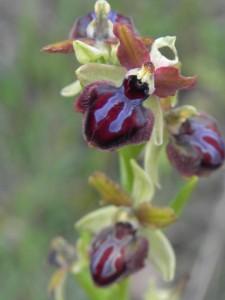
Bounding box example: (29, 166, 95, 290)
(119, 144, 144, 193)
(116, 279, 129, 300)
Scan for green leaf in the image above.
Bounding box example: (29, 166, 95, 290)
(170, 176, 198, 216)
(60, 80, 82, 97)
(118, 144, 144, 193)
(73, 40, 109, 64)
(131, 159, 154, 206)
(76, 63, 125, 87)
(142, 229, 176, 281)
(75, 206, 119, 233)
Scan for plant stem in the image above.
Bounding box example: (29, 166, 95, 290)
(119, 144, 144, 193)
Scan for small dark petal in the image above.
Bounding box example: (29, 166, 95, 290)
(154, 67, 197, 98)
(167, 114, 225, 177)
(90, 222, 148, 286)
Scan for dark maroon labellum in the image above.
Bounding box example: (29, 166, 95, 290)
(76, 76, 154, 150)
(167, 114, 225, 177)
(69, 11, 134, 40)
(90, 222, 149, 286)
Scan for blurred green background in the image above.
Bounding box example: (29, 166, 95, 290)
(0, 0, 225, 299)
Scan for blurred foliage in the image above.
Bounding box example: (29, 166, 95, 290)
(0, 0, 225, 300)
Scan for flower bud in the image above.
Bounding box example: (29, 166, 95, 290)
(90, 222, 149, 286)
(69, 2, 134, 41)
(167, 114, 225, 177)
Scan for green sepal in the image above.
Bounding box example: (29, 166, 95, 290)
(60, 80, 82, 97)
(75, 206, 120, 234)
(76, 63, 125, 87)
(142, 229, 176, 282)
(144, 279, 183, 300)
(73, 40, 109, 64)
(72, 231, 91, 274)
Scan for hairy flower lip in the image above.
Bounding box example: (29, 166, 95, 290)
(90, 222, 149, 286)
(76, 80, 154, 150)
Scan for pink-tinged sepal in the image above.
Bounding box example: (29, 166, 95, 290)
(154, 67, 197, 98)
(167, 114, 225, 177)
(76, 77, 154, 150)
(41, 40, 74, 54)
(113, 23, 151, 69)
(90, 222, 148, 286)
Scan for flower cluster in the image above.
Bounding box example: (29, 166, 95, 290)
(43, 0, 225, 298)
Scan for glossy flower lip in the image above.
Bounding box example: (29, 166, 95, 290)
(90, 222, 148, 286)
(114, 23, 197, 98)
(76, 77, 154, 150)
(167, 113, 225, 177)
